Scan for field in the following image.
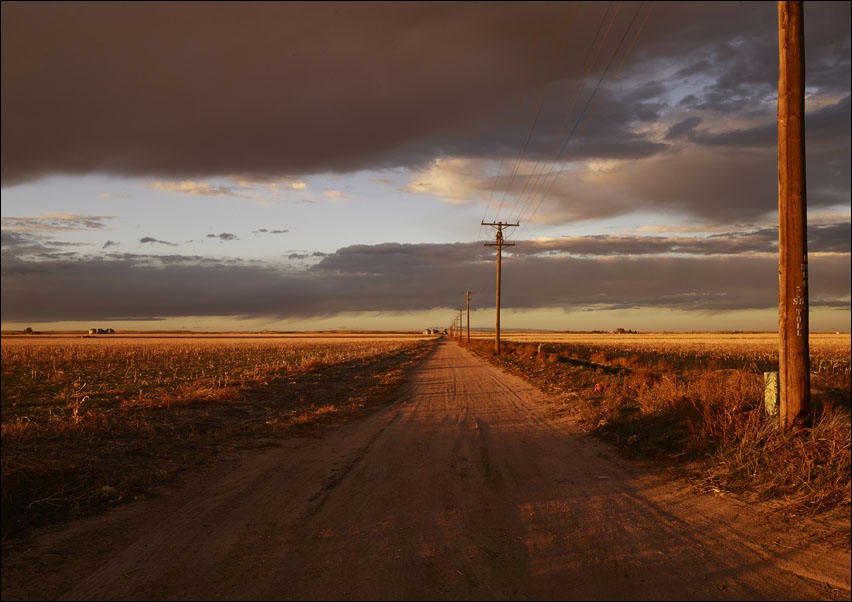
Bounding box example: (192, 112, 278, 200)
(462, 330, 850, 517)
(1, 332, 439, 546)
(2, 330, 850, 553)
(479, 330, 849, 370)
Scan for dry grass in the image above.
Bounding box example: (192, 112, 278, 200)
(1, 333, 439, 547)
(462, 332, 851, 517)
(3, 330, 848, 551)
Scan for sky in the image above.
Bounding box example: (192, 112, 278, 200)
(1, 1, 850, 334)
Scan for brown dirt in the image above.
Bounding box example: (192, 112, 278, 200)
(1, 340, 849, 601)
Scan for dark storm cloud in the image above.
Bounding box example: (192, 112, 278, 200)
(1, 228, 92, 260)
(2, 239, 849, 323)
(691, 95, 851, 153)
(3, 1, 849, 201)
(665, 117, 702, 141)
(0, 230, 54, 255)
(809, 222, 852, 253)
(1, 1, 595, 184)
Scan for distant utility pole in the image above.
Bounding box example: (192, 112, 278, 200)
(482, 221, 519, 355)
(458, 309, 463, 340)
(463, 291, 473, 343)
(778, 0, 810, 430)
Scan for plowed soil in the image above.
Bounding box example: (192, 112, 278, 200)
(1, 340, 849, 600)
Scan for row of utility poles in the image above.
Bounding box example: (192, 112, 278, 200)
(447, 222, 517, 353)
(449, 290, 475, 343)
(451, 2, 809, 431)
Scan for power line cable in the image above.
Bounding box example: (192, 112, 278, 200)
(507, 1, 623, 235)
(480, 3, 576, 240)
(513, 2, 654, 241)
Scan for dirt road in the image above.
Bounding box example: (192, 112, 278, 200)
(2, 340, 849, 600)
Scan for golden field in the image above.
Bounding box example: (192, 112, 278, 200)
(1, 329, 849, 549)
(1, 331, 439, 545)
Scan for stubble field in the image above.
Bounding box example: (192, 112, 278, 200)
(2, 330, 849, 557)
(1, 332, 438, 547)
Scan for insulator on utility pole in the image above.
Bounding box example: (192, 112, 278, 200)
(482, 221, 518, 355)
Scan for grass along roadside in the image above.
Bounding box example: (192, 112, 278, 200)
(2, 332, 848, 556)
(462, 337, 851, 521)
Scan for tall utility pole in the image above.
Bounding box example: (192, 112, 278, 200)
(778, 0, 809, 430)
(463, 291, 473, 343)
(482, 221, 519, 355)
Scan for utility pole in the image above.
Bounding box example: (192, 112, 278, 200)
(458, 309, 463, 341)
(777, 0, 809, 430)
(463, 291, 473, 343)
(482, 221, 519, 355)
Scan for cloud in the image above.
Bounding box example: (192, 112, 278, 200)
(287, 180, 308, 191)
(149, 180, 246, 197)
(254, 229, 290, 235)
(207, 233, 239, 241)
(1, 2, 848, 331)
(228, 175, 308, 191)
(406, 158, 494, 205)
(139, 237, 178, 247)
(324, 189, 349, 201)
(1, 214, 113, 233)
(3, 2, 848, 203)
(5, 232, 847, 324)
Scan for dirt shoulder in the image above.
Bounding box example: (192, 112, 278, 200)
(1, 340, 849, 600)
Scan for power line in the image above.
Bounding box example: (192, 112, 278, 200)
(480, 4, 577, 239)
(513, 2, 654, 239)
(506, 1, 623, 230)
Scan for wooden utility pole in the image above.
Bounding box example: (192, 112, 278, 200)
(482, 221, 519, 355)
(777, 1, 810, 430)
(463, 291, 473, 343)
(458, 309, 463, 340)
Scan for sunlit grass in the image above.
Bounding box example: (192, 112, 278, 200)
(1, 333, 438, 546)
(463, 332, 850, 516)
(3, 330, 848, 550)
